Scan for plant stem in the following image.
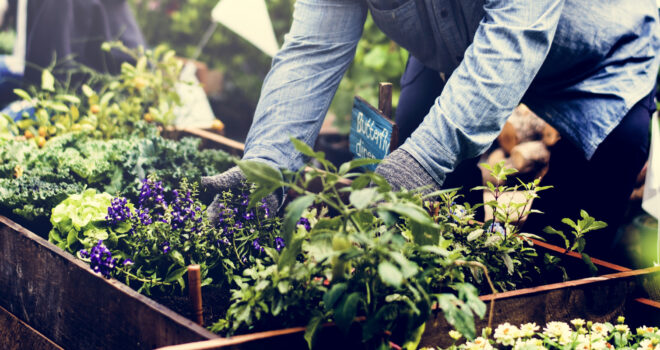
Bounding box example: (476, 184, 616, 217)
(454, 260, 497, 330)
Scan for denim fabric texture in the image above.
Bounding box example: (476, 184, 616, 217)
(243, 0, 660, 186)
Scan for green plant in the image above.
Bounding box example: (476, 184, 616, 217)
(4, 43, 183, 140)
(212, 138, 487, 348)
(543, 210, 607, 275)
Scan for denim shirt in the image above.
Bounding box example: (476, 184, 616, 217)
(243, 0, 660, 186)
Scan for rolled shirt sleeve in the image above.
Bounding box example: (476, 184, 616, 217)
(401, 0, 566, 185)
(243, 0, 368, 171)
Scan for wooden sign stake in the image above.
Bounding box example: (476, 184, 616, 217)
(187, 265, 203, 326)
(378, 82, 393, 120)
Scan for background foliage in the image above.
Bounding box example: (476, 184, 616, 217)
(127, 0, 407, 135)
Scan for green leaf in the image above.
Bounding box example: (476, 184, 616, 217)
(502, 253, 514, 275)
(237, 160, 282, 188)
(455, 283, 486, 318)
(543, 226, 570, 249)
(351, 173, 372, 190)
(338, 158, 381, 175)
(581, 253, 598, 276)
(323, 282, 348, 310)
(42, 70, 55, 91)
(170, 250, 185, 266)
(349, 187, 380, 210)
(281, 195, 314, 244)
(278, 237, 304, 270)
(378, 261, 403, 288)
(304, 314, 324, 349)
(467, 229, 484, 242)
(334, 292, 361, 334)
(164, 266, 187, 283)
(13, 89, 32, 101)
(436, 293, 476, 340)
(290, 138, 325, 160)
(81, 84, 95, 97)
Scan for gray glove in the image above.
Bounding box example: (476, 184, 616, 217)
(201, 166, 281, 225)
(375, 148, 442, 196)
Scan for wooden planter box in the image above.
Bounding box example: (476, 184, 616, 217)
(2, 129, 657, 349)
(156, 266, 660, 350)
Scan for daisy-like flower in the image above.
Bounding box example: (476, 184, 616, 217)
(544, 321, 571, 339)
(637, 338, 657, 350)
(463, 337, 494, 350)
(520, 323, 540, 337)
(571, 319, 586, 328)
(494, 322, 520, 346)
(615, 324, 630, 334)
(636, 326, 656, 335)
(514, 338, 547, 350)
(591, 322, 613, 338)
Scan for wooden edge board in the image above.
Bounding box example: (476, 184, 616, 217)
(0, 214, 219, 341)
(156, 267, 660, 350)
(0, 304, 63, 350)
(479, 265, 660, 302)
(529, 238, 632, 273)
(178, 127, 245, 153)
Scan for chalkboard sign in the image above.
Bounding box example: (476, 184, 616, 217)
(349, 96, 398, 171)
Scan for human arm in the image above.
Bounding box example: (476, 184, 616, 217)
(396, 0, 566, 186)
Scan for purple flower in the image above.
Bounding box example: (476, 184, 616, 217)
(489, 222, 505, 235)
(82, 240, 116, 278)
(106, 197, 132, 225)
(274, 237, 285, 252)
(122, 259, 134, 266)
(252, 239, 265, 253)
(243, 211, 255, 221)
(161, 241, 171, 254)
(297, 217, 311, 231)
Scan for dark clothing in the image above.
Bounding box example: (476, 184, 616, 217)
(396, 56, 655, 261)
(23, 0, 145, 85)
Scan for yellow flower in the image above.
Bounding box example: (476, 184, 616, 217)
(449, 330, 463, 341)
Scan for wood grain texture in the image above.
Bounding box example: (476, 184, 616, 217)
(0, 215, 219, 350)
(0, 305, 63, 350)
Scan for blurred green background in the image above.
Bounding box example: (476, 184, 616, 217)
(128, 0, 407, 139)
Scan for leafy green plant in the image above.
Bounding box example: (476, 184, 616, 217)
(543, 210, 607, 275)
(212, 138, 487, 348)
(49, 189, 114, 251)
(4, 43, 183, 140)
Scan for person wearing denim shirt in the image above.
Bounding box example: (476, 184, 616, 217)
(204, 0, 659, 260)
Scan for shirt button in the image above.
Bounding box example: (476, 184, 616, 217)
(440, 9, 448, 17)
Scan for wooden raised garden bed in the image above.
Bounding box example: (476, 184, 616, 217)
(2, 128, 658, 349)
(3, 208, 659, 349)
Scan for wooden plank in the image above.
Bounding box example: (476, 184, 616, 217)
(421, 267, 660, 347)
(154, 267, 660, 350)
(0, 215, 219, 350)
(0, 305, 63, 350)
(378, 82, 393, 120)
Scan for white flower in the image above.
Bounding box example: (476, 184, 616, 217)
(514, 338, 546, 350)
(638, 338, 655, 350)
(571, 319, 586, 328)
(615, 324, 630, 334)
(495, 323, 521, 345)
(544, 321, 571, 339)
(463, 337, 494, 350)
(591, 339, 611, 350)
(591, 322, 613, 338)
(520, 323, 540, 337)
(637, 326, 657, 335)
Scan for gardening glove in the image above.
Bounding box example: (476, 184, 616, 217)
(201, 166, 281, 225)
(375, 148, 442, 196)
